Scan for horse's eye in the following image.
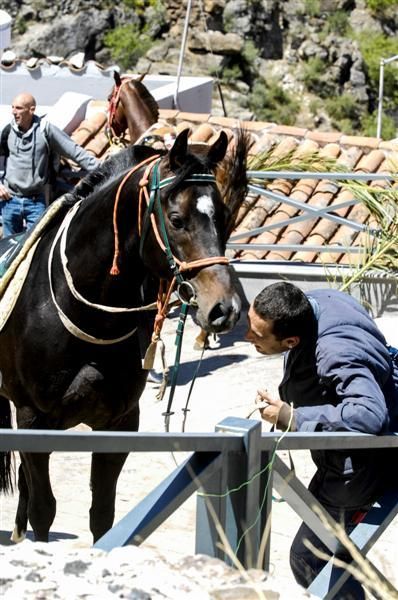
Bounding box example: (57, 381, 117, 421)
(169, 214, 185, 229)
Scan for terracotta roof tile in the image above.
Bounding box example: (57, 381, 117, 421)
(305, 131, 343, 145)
(249, 133, 278, 155)
(84, 130, 109, 158)
(176, 111, 210, 123)
(340, 135, 381, 149)
(208, 116, 243, 128)
(243, 120, 275, 131)
(158, 109, 180, 121)
(267, 125, 308, 138)
(71, 112, 107, 147)
(379, 140, 398, 152)
(189, 123, 216, 142)
(354, 149, 386, 173)
(70, 105, 398, 268)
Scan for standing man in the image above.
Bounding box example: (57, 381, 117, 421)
(0, 92, 100, 237)
(245, 281, 398, 599)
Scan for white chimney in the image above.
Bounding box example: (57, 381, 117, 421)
(0, 10, 12, 50)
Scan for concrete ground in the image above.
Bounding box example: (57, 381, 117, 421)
(0, 307, 397, 593)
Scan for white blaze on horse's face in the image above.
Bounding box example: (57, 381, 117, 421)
(196, 194, 217, 234)
(196, 194, 214, 217)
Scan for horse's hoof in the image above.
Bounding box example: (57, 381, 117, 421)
(10, 525, 26, 543)
(147, 369, 163, 385)
(193, 339, 210, 351)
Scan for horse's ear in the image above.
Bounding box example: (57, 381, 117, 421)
(207, 130, 228, 166)
(169, 128, 190, 171)
(114, 71, 122, 87)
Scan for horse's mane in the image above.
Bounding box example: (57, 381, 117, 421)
(217, 128, 250, 236)
(125, 80, 159, 122)
(72, 145, 159, 200)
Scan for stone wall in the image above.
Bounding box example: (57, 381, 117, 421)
(0, 540, 313, 599)
(1, 0, 397, 129)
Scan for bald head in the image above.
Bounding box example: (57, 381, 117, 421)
(12, 92, 37, 132)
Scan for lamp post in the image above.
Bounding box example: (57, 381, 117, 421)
(173, 0, 193, 110)
(376, 53, 398, 139)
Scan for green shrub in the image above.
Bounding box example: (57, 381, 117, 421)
(325, 94, 360, 123)
(247, 79, 300, 125)
(242, 41, 260, 66)
(15, 17, 27, 35)
(301, 57, 326, 93)
(324, 10, 350, 36)
(304, 0, 321, 17)
(360, 111, 397, 139)
(356, 31, 398, 103)
(221, 64, 243, 84)
(104, 24, 152, 69)
(365, 0, 398, 13)
(324, 94, 365, 134)
(122, 0, 160, 12)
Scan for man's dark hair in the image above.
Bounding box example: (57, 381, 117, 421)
(253, 282, 316, 341)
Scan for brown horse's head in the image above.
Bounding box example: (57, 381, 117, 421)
(107, 71, 159, 143)
(139, 128, 249, 334)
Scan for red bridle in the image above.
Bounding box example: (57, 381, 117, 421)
(106, 76, 135, 142)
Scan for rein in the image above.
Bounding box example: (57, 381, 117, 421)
(135, 157, 229, 428)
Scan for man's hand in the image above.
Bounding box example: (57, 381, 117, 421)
(256, 389, 282, 424)
(0, 184, 11, 201)
(256, 389, 296, 431)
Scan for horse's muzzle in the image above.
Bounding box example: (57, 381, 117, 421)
(206, 295, 241, 333)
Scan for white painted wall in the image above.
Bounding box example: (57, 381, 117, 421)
(0, 61, 213, 113)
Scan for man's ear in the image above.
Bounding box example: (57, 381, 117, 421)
(283, 336, 300, 350)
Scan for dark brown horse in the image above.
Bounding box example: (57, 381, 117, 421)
(106, 71, 159, 145)
(0, 127, 248, 544)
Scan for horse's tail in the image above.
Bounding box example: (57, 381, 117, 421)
(0, 396, 14, 493)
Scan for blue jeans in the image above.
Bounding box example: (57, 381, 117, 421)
(1, 194, 46, 237)
(290, 505, 366, 599)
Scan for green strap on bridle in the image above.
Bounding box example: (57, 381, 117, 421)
(139, 160, 218, 431)
(139, 160, 217, 284)
(163, 301, 190, 431)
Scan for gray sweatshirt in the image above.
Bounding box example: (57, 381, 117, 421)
(1, 115, 99, 197)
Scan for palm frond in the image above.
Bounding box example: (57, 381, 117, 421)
(247, 147, 345, 179)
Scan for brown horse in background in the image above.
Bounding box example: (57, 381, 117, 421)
(106, 71, 159, 145)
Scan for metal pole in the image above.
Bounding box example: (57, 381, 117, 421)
(376, 54, 398, 139)
(376, 58, 385, 139)
(174, 0, 193, 110)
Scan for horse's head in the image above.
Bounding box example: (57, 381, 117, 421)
(139, 128, 247, 335)
(107, 71, 159, 143)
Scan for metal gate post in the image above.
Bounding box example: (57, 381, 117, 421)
(195, 417, 263, 569)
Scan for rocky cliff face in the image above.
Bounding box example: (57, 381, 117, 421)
(1, 0, 398, 135)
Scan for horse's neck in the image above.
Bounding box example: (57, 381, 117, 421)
(127, 115, 157, 144)
(62, 195, 144, 304)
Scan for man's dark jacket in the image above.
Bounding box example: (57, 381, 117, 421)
(279, 289, 398, 510)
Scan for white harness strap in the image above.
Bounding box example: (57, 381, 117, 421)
(48, 202, 140, 345)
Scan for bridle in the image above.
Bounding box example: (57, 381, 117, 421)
(106, 75, 135, 145)
(49, 154, 230, 349)
(111, 155, 230, 361)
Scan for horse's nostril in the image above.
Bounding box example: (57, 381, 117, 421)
(208, 303, 231, 329)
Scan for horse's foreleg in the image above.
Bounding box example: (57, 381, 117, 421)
(11, 464, 29, 543)
(18, 452, 56, 542)
(194, 327, 210, 351)
(89, 451, 129, 542)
